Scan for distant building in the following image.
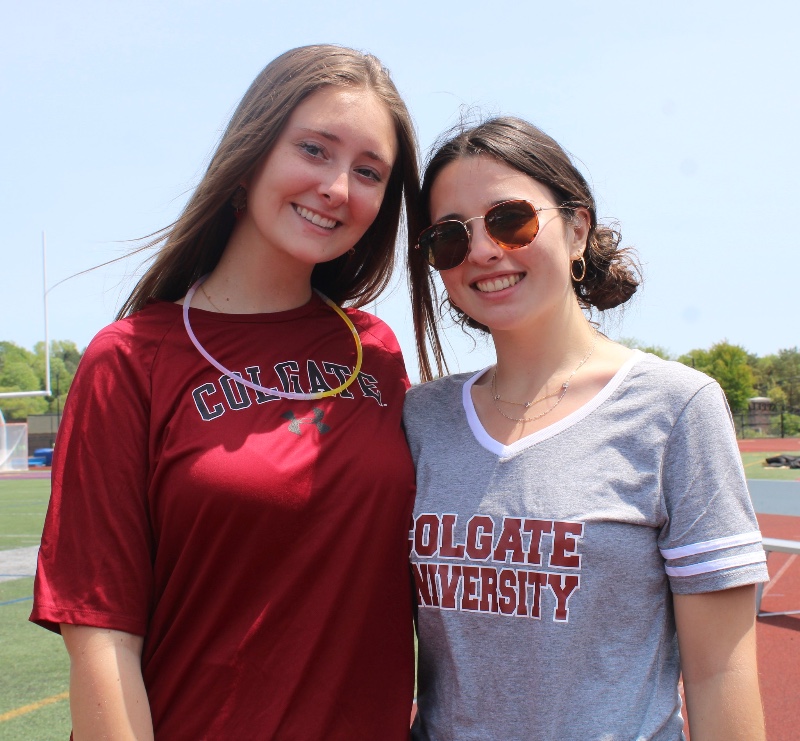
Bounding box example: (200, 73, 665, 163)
(747, 397, 774, 433)
(27, 413, 60, 451)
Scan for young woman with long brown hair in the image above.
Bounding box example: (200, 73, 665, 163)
(31, 45, 419, 739)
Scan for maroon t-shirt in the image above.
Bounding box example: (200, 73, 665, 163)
(31, 297, 416, 739)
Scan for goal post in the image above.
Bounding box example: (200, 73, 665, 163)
(0, 233, 54, 469)
(0, 421, 29, 472)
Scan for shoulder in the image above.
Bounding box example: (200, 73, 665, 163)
(347, 307, 397, 345)
(626, 352, 720, 406)
(404, 372, 476, 419)
(80, 302, 183, 379)
(346, 307, 407, 372)
(623, 354, 740, 459)
(59, 304, 182, 436)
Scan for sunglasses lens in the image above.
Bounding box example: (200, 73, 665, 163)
(419, 221, 469, 270)
(485, 200, 539, 248)
(419, 201, 541, 271)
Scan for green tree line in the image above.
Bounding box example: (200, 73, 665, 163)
(0, 340, 83, 420)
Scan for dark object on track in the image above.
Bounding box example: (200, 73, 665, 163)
(765, 454, 800, 469)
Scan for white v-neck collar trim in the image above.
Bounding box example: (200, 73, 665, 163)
(462, 350, 644, 457)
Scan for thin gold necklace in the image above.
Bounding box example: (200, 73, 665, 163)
(491, 330, 598, 424)
(201, 283, 227, 313)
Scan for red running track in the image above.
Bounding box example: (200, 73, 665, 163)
(755, 512, 800, 741)
(739, 437, 800, 453)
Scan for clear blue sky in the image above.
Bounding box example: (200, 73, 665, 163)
(2, 1, 798, 381)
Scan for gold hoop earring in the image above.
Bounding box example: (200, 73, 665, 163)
(571, 256, 587, 283)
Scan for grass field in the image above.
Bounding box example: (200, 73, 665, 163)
(0, 577, 70, 740)
(0, 478, 71, 739)
(1, 449, 798, 736)
(0, 479, 53, 550)
(741, 452, 800, 481)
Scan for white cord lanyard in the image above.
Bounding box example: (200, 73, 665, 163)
(182, 276, 363, 401)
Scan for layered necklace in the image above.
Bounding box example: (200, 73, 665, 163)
(490, 329, 598, 424)
(182, 275, 362, 401)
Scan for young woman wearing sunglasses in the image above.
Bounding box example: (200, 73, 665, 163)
(405, 117, 767, 740)
(30, 45, 419, 739)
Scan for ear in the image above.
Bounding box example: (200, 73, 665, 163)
(569, 207, 591, 260)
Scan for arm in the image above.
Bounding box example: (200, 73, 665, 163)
(61, 624, 154, 741)
(674, 585, 765, 741)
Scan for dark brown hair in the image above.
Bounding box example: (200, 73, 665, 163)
(117, 44, 419, 319)
(409, 116, 640, 381)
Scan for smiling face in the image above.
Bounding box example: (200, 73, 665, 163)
(237, 84, 398, 275)
(429, 155, 588, 335)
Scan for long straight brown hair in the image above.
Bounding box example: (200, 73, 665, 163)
(117, 44, 419, 319)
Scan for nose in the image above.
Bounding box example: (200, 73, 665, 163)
(466, 220, 504, 265)
(320, 170, 349, 207)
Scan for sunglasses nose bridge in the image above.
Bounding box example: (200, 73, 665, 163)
(464, 216, 507, 263)
(458, 214, 484, 249)
(462, 214, 485, 230)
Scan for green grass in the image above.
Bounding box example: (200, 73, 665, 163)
(0, 478, 50, 551)
(741, 452, 800, 481)
(0, 577, 71, 739)
(0, 478, 70, 738)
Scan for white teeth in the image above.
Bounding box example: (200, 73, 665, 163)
(295, 205, 337, 229)
(475, 274, 523, 293)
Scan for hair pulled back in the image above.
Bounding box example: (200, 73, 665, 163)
(118, 44, 419, 319)
(409, 116, 640, 381)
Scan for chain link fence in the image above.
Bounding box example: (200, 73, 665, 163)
(735, 400, 800, 438)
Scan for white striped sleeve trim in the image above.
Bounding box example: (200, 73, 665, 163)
(660, 530, 762, 560)
(665, 551, 767, 577)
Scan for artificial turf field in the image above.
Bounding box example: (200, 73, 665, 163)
(0, 479, 70, 739)
(0, 576, 70, 739)
(740, 451, 800, 481)
(1, 449, 799, 737)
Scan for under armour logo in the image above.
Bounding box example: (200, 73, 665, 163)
(281, 408, 330, 436)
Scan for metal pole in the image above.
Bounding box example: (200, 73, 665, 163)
(0, 390, 50, 399)
(55, 371, 61, 445)
(0, 407, 5, 469)
(42, 231, 51, 395)
(0, 233, 54, 400)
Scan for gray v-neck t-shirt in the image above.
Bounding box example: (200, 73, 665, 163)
(405, 352, 768, 741)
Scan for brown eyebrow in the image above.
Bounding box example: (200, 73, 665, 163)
(435, 199, 515, 223)
(297, 127, 392, 169)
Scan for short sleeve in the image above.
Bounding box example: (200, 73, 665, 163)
(30, 323, 156, 635)
(658, 381, 769, 594)
(353, 311, 411, 393)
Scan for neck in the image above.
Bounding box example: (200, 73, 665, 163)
(489, 306, 597, 399)
(201, 227, 317, 314)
